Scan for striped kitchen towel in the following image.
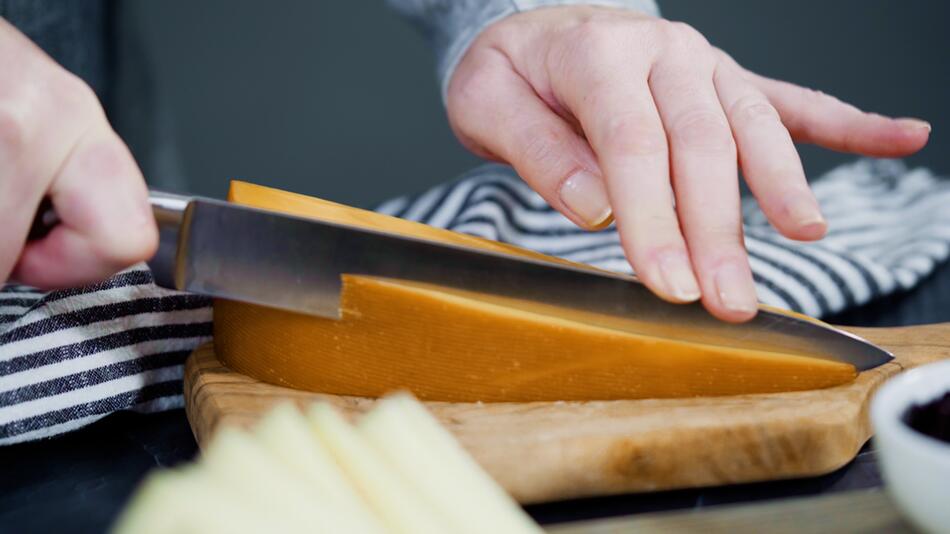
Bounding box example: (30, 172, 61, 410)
(1, 158, 948, 444)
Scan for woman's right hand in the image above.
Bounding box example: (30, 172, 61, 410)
(0, 18, 157, 289)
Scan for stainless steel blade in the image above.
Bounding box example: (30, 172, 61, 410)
(150, 196, 892, 371)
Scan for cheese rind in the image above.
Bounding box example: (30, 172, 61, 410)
(214, 181, 857, 402)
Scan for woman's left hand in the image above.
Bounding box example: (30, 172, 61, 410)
(445, 5, 930, 322)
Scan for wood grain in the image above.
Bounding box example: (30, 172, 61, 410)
(184, 323, 950, 504)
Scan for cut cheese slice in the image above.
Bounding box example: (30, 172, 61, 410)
(214, 181, 857, 402)
(201, 427, 369, 533)
(115, 399, 547, 533)
(359, 393, 542, 534)
(306, 403, 452, 534)
(252, 403, 389, 534)
(111, 466, 297, 534)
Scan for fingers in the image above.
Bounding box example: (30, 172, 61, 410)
(549, 52, 702, 304)
(0, 19, 81, 284)
(0, 112, 45, 284)
(12, 130, 157, 288)
(0, 19, 156, 288)
(447, 49, 612, 230)
(749, 73, 930, 157)
(649, 41, 757, 321)
(714, 64, 826, 242)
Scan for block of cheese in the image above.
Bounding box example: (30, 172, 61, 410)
(214, 181, 857, 402)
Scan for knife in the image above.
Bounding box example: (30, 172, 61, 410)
(32, 190, 892, 371)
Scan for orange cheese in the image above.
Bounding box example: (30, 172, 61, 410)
(213, 181, 857, 402)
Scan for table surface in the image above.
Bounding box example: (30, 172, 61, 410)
(3, 260, 949, 534)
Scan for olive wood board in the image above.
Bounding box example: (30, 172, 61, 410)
(183, 322, 950, 504)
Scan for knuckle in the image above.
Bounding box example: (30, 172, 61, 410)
(49, 71, 99, 111)
(0, 70, 104, 166)
(569, 17, 628, 58)
(669, 21, 704, 40)
(39, 70, 106, 136)
(662, 21, 710, 50)
(671, 109, 735, 153)
(78, 134, 137, 179)
(520, 124, 570, 170)
(0, 106, 26, 161)
(633, 211, 680, 235)
(698, 224, 743, 246)
(600, 113, 667, 156)
(729, 95, 780, 125)
(448, 67, 491, 111)
(573, 15, 611, 39)
(759, 162, 803, 183)
(649, 18, 679, 40)
(622, 237, 684, 269)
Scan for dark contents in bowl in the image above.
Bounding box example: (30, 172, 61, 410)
(903, 391, 950, 444)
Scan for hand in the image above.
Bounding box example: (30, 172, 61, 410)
(446, 6, 930, 322)
(0, 19, 157, 289)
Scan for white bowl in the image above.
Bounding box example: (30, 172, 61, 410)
(871, 359, 950, 534)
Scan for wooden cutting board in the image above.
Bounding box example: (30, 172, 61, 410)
(183, 322, 950, 504)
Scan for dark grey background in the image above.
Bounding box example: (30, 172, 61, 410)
(119, 0, 947, 207)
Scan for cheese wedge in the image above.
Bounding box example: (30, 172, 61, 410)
(214, 181, 857, 402)
(359, 393, 542, 534)
(305, 403, 451, 534)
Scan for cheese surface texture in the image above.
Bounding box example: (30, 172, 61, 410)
(214, 181, 857, 402)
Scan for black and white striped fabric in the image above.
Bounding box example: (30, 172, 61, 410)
(2, 158, 948, 444)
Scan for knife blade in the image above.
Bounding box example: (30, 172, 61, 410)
(144, 191, 892, 371)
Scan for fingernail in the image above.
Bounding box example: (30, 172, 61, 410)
(658, 252, 701, 302)
(897, 117, 931, 133)
(785, 195, 826, 229)
(714, 262, 758, 314)
(559, 170, 612, 228)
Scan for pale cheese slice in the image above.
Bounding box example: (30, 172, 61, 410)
(359, 393, 543, 534)
(252, 403, 390, 533)
(305, 403, 453, 534)
(111, 466, 297, 534)
(202, 427, 361, 532)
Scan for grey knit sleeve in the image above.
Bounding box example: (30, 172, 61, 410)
(386, 0, 660, 102)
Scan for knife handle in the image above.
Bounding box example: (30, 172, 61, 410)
(27, 191, 192, 289)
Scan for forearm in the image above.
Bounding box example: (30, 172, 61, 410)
(386, 0, 660, 101)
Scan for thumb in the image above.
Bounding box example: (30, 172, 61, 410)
(12, 128, 157, 288)
(447, 55, 612, 230)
